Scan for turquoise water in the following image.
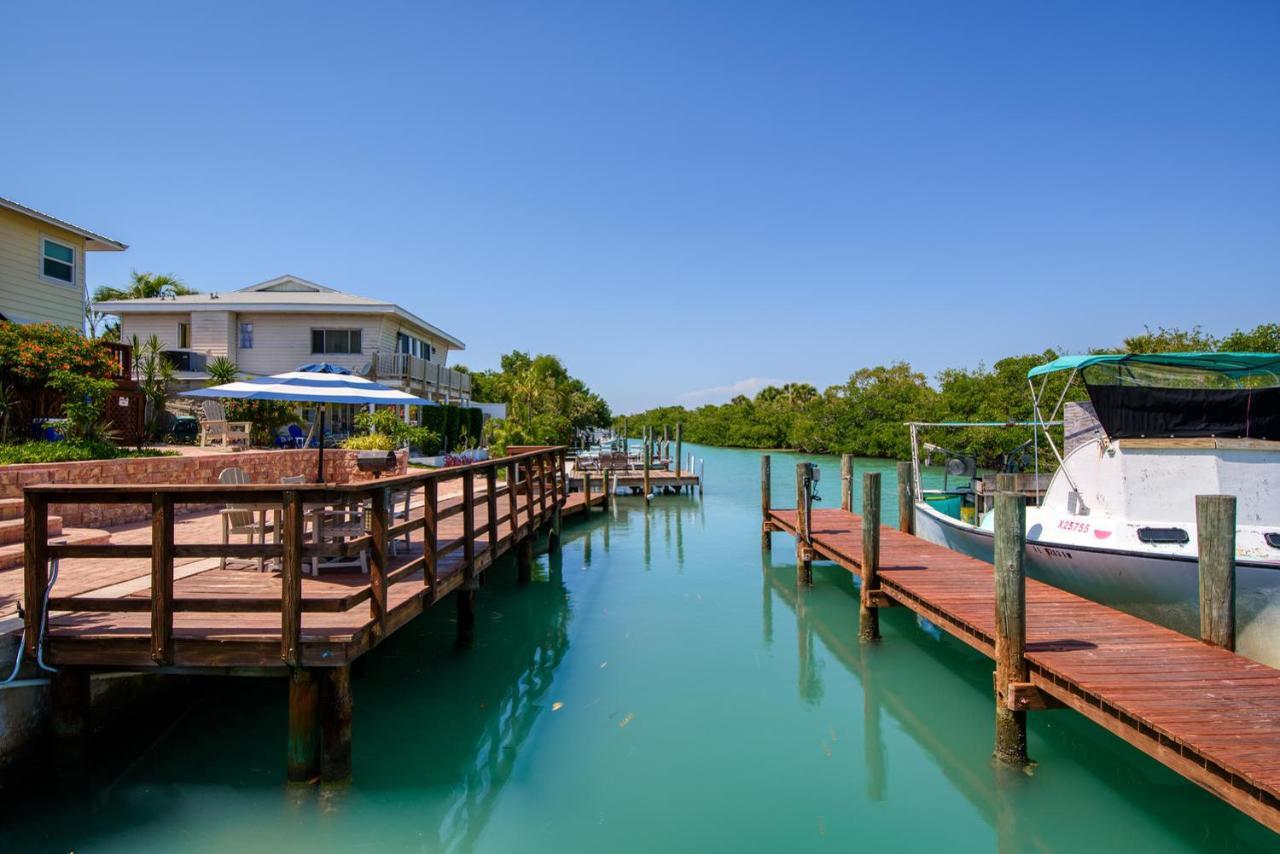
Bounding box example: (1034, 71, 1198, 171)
(5, 444, 1276, 851)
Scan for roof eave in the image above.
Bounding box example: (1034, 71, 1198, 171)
(0, 197, 127, 251)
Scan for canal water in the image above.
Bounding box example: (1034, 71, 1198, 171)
(5, 444, 1276, 851)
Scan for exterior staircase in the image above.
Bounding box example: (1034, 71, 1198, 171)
(0, 497, 111, 572)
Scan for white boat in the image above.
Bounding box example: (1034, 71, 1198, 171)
(908, 352, 1280, 668)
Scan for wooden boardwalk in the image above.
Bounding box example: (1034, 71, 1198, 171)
(18, 447, 607, 781)
(766, 505, 1280, 833)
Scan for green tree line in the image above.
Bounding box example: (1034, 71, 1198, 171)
(458, 351, 612, 453)
(616, 324, 1280, 466)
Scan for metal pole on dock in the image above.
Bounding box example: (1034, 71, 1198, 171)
(623, 418, 628, 454)
(840, 454, 853, 512)
(795, 462, 813, 583)
(896, 461, 914, 535)
(761, 455, 772, 550)
(859, 472, 881, 642)
(993, 477, 1029, 766)
(1196, 495, 1237, 651)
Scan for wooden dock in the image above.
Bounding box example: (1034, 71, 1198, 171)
(762, 462, 1280, 833)
(19, 446, 607, 782)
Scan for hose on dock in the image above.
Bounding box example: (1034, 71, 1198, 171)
(1, 558, 60, 685)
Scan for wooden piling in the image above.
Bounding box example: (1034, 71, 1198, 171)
(795, 462, 813, 583)
(896, 461, 914, 535)
(993, 487, 1029, 766)
(456, 586, 477, 645)
(1197, 495, 1237, 651)
(859, 472, 881, 642)
(675, 422, 683, 481)
(517, 538, 534, 584)
(840, 454, 852, 512)
(760, 455, 772, 550)
(287, 668, 320, 782)
(50, 666, 90, 774)
(643, 440, 652, 503)
(320, 665, 353, 783)
(583, 471, 593, 512)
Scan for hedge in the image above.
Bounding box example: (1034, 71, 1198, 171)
(419, 405, 482, 454)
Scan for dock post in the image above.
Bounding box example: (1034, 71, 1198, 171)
(643, 440, 652, 504)
(993, 484, 1029, 766)
(1196, 495, 1237, 651)
(675, 422, 683, 486)
(517, 538, 534, 584)
(859, 472, 881, 642)
(584, 471, 593, 512)
(320, 665, 353, 784)
(795, 462, 813, 584)
(896, 461, 914, 534)
(456, 583, 478, 645)
(760, 455, 772, 550)
(287, 668, 320, 782)
(840, 454, 852, 511)
(50, 666, 90, 775)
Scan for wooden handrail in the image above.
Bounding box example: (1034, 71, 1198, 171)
(22, 447, 568, 664)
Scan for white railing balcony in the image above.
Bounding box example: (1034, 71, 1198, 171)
(369, 352, 471, 399)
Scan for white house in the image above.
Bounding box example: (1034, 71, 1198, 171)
(95, 274, 470, 431)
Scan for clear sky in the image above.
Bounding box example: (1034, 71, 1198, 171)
(3, 1, 1277, 412)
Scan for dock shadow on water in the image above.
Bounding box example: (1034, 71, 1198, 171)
(2, 444, 1276, 851)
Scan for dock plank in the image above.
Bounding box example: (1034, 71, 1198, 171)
(767, 506, 1280, 832)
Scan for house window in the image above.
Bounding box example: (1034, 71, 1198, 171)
(178, 322, 190, 349)
(397, 332, 433, 360)
(311, 328, 362, 354)
(41, 238, 76, 284)
(239, 322, 254, 349)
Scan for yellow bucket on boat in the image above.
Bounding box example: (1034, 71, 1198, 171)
(960, 506, 976, 524)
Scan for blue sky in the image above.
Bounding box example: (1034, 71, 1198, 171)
(3, 1, 1276, 412)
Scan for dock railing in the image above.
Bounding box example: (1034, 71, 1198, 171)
(22, 446, 566, 669)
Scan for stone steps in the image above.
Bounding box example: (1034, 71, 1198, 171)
(0, 515, 63, 546)
(0, 527, 111, 572)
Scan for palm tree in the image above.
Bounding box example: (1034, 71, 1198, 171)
(92, 271, 198, 303)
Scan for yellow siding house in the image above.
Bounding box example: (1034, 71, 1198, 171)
(0, 196, 127, 328)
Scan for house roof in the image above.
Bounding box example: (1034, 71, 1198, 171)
(0, 195, 127, 251)
(92, 274, 465, 350)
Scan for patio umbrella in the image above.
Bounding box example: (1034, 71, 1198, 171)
(180, 364, 435, 482)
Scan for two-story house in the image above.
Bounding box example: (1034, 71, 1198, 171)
(0, 196, 126, 328)
(94, 275, 468, 433)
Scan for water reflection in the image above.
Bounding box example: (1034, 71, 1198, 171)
(759, 551, 1274, 851)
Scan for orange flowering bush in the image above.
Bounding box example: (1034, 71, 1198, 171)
(0, 322, 115, 388)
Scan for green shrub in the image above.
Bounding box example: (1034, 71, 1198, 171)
(353, 407, 440, 453)
(0, 441, 176, 465)
(341, 433, 396, 451)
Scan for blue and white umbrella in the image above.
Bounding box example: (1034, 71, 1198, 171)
(180, 364, 435, 481)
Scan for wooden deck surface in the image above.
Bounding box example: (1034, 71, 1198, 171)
(768, 506, 1280, 833)
(28, 483, 605, 669)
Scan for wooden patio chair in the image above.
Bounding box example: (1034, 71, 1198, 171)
(200, 399, 253, 449)
(218, 467, 272, 571)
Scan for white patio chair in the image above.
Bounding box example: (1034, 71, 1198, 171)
(218, 467, 271, 571)
(200, 399, 253, 449)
